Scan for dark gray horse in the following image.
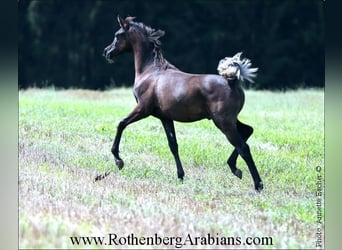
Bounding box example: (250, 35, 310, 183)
(102, 16, 263, 191)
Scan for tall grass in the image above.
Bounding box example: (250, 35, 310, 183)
(19, 88, 324, 249)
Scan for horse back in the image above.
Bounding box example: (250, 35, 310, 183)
(150, 70, 243, 121)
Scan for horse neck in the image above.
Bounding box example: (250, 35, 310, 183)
(132, 41, 155, 77)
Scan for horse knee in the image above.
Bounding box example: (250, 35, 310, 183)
(117, 120, 127, 131)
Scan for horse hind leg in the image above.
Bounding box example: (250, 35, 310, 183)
(227, 120, 254, 179)
(213, 118, 263, 191)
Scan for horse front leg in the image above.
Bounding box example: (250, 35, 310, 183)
(160, 119, 185, 180)
(112, 104, 149, 169)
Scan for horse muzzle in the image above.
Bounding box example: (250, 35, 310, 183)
(103, 44, 119, 63)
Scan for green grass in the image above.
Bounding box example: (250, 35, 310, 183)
(19, 88, 324, 249)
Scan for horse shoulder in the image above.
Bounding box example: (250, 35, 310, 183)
(133, 76, 158, 104)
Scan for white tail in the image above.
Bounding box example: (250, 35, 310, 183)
(217, 52, 258, 83)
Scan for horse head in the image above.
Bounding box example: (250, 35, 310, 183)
(103, 15, 165, 64)
(102, 16, 135, 63)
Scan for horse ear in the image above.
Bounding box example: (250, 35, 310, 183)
(125, 16, 136, 23)
(151, 29, 165, 39)
(117, 15, 135, 30)
(117, 15, 125, 28)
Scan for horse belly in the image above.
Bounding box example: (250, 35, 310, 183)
(172, 105, 208, 122)
(157, 94, 209, 122)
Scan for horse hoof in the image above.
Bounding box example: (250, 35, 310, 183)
(177, 173, 184, 183)
(233, 169, 242, 179)
(115, 159, 124, 170)
(255, 181, 264, 192)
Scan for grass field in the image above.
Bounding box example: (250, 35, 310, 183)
(19, 88, 324, 249)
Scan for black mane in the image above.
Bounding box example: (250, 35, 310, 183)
(129, 20, 178, 70)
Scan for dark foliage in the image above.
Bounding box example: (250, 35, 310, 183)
(18, 0, 324, 90)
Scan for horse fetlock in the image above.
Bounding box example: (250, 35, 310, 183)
(233, 168, 243, 179)
(177, 170, 184, 180)
(227, 157, 236, 168)
(115, 158, 124, 170)
(111, 145, 119, 156)
(255, 181, 264, 192)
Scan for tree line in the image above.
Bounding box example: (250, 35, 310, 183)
(18, 0, 324, 90)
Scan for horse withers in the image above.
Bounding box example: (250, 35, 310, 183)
(102, 16, 263, 191)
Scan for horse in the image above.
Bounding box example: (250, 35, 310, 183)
(102, 16, 263, 191)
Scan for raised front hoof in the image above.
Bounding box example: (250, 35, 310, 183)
(233, 169, 243, 179)
(115, 159, 124, 170)
(255, 181, 264, 192)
